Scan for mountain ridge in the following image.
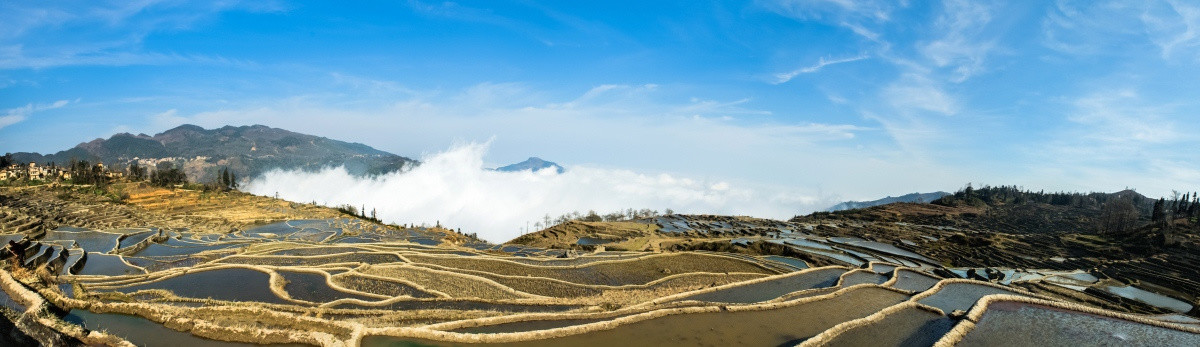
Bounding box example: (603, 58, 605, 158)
(7, 124, 414, 184)
(495, 157, 564, 174)
(827, 191, 952, 211)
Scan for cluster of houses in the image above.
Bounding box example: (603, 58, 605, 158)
(0, 162, 123, 182)
(0, 162, 71, 181)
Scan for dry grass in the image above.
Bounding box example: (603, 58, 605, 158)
(330, 273, 442, 299)
(363, 284, 909, 344)
(508, 220, 661, 249)
(633, 266, 850, 308)
(358, 265, 534, 300)
(216, 252, 404, 267)
(404, 252, 777, 286)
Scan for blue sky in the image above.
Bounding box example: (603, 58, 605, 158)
(3, 0, 1200, 202)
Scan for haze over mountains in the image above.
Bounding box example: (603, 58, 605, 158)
(8, 124, 415, 184)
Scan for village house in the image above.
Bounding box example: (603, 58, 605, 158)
(1, 162, 79, 182)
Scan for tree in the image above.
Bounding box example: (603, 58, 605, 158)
(1152, 198, 1167, 226)
(215, 167, 239, 191)
(582, 210, 602, 222)
(91, 163, 108, 188)
(128, 162, 146, 181)
(1178, 192, 1191, 215)
(1190, 194, 1200, 220)
(1100, 198, 1141, 233)
(150, 164, 188, 188)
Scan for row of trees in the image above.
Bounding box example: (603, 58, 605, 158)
(528, 208, 675, 232)
(217, 167, 238, 191)
(336, 204, 381, 223)
(149, 166, 188, 187)
(127, 161, 189, 188)
(67, 159, 112, 187)
(130, 162, 243, 191)
(127, 162, 147, 181)
(1100, 191, 1199, 234)
(1151, 191, 1200, 226)
(935, 184, 1151, 213)
(937, 184, 1200, 234)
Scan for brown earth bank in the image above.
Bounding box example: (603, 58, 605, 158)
(508, 189, 1200, 317)
(0, 180, 1197, 346)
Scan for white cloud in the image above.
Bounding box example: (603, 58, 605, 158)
(1043, 0, 1200, 60)
(0, 1, 276, 69)
(131, 81, 967, 211)
(762, 0, 894, 22)
(330, 73, 420, 96)
(920, 0, 996, 82)
(773, 54, 869, 84)
(405, 0, 625, 48)
(840, 21, 882, 41)
(883, 74, 958, 116)
(0, 44, 255, 69)
(0, 99, 69, 129)
(1142, 0, 1200, 60)
(1068, 89, 1180, 144)
(0, 115, 23, 129)
(759, 0, 898, 41)
(245, 142, 824, 243)
(1017, 88, 1200, 199)
(1042, 0, 1138, 55)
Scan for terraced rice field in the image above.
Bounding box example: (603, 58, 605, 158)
(1, 187, 1197, 346)
(954, 299, 1200, 346)
(666, 267, 844, 304)
(803, 303, 955, 347)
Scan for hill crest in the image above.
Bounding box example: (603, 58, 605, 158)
(7, 124, 414, 184)
(827, 191, 951, 211)
(495, 157, 564, 174)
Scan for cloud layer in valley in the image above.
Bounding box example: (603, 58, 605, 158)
(245, 142, 824, 243)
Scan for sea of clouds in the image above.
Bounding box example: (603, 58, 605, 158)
(245, 142, 824, 243)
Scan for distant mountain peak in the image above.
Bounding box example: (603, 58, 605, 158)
(827, 191, 951, 212)
(165, 124, 206, 133)
(496, 157, 564, 174)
